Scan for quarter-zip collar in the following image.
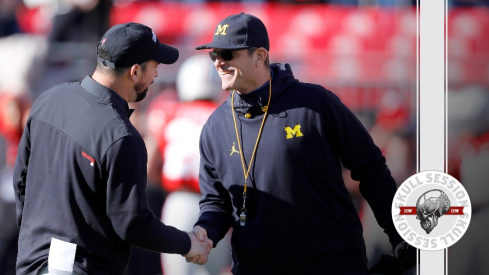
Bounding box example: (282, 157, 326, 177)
(81, 75, 135, 117)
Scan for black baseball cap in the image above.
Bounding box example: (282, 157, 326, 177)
(97, 22, 179, 69)
(196, 13, 269, 51)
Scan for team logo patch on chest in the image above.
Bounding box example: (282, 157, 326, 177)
(82, 151, 95, 166)
(284, 124, 304, 139)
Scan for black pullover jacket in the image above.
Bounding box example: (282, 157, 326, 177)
(13, 76, 189, 275)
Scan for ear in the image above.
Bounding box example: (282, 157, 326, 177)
(256, 48, 268, 66)
(129, 64, 141, 82)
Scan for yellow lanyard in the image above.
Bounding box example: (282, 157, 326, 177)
(231, 78, 271, 226)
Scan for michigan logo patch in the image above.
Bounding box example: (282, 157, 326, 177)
(284, 125, 304, 139)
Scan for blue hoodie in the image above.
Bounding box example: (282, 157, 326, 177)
(196, 63, 402, 274)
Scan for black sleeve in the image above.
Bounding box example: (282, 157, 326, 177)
(104, 136, 191, 254)
(13, 120, 31, 228)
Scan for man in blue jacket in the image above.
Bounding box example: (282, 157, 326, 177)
(188, 13, 415, 274)
(13, 22, 211, 275)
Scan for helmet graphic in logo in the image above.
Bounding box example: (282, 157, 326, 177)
(416, 189, 450, 234)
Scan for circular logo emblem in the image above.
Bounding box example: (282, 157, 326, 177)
(391, 171, 472, 251)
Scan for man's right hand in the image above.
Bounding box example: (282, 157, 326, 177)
(192, 225, 210, 243)
(184, 227, 213, 265)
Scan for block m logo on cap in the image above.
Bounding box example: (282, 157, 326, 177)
(215, 25, 229, 35)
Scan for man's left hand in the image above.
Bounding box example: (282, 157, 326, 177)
(394, 241, 416, 269)
(367, 241, 416, 274)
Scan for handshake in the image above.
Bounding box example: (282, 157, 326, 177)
(183, 225, 213, 265)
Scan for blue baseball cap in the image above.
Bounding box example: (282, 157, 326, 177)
(196, 13, 269, 51)
(97, 22, 179, 68)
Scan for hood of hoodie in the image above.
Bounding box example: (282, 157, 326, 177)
(228, 63, 298, 117)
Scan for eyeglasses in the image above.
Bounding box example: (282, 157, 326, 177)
(209, 50, 235, 62)
(209, 48, 258, 62)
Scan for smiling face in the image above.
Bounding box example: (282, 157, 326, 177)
(211, 48, 260, 94)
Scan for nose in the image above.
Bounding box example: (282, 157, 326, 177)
(214, 58, 226, 68)
(213, 59, 220, 66)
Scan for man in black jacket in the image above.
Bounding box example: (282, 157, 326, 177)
(187, 13, 415, 274)
(13, 22, 211, 275)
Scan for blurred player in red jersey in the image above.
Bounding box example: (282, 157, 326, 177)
(0, 91, 32, 274)
(145, 54, 232, 275)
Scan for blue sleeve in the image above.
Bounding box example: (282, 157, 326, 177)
(195, 124, 234, 246)
(323, 90, 403, 247)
